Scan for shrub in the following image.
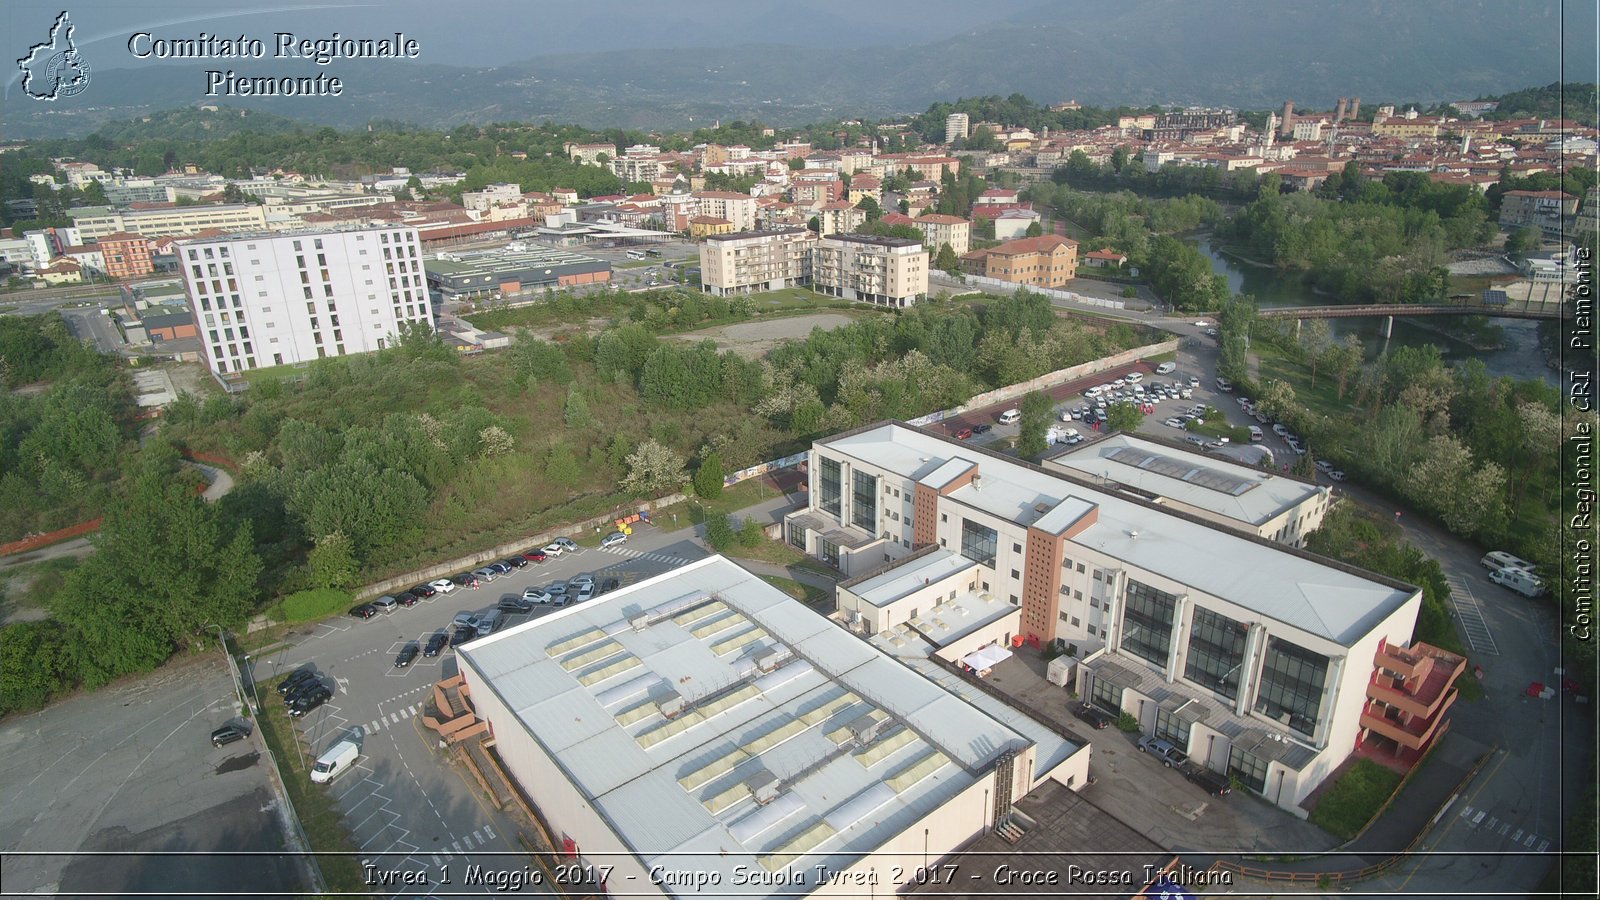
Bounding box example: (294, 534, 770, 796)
(1116, 711, 1140, 732)
(737, 517, 765, 548)
(704, 512, 736, 552)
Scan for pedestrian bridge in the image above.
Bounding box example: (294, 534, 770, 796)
(1258, 301, 1566, 322)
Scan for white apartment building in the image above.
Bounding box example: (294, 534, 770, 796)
(812, 234, 928, 308)
(784, 422, 1429, 816)
(72, 203, 270, 241)
(693, 191, 758, 232)
(461, 183, 524, 213)
(945, 113, 970, 144)
(177, 225, 432, 377)
(912, 214, 970, 256)
(699, 228, 817, 296)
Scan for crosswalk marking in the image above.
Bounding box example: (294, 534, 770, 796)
(473, 828, 485, 844)
(484, 824, 496, 840)
(408, 704, 418, 716)
(1444, 573, 1499, 655)
(1512, 828, 1523, 842)
(1524, 833, 1536, 847)
(388, 713, 399, 725)
(451, 841, 461, 853)
(369, 720, 381, 734)
(461, 833, 474, 850)
(1537, 840, 1550, 853)
(432, 854, 442, 867)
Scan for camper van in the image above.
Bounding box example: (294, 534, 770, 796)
(1490, 566, 1546, 598)
(1248, 426, 1264, 442)
(997, 409, 1021, 425)
(1155, 362, 1177, 375)
(310, 740, 359, 784)
(1480, 551, 1535, 573)
(626, 250, 646, 260)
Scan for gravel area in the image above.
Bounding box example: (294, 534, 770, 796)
(669, 312, 860, 358)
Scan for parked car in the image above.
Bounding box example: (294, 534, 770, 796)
(424, 632, 449, 657)
(504, 556, 529, 569)
(487, 562, 511, 576)
(277, 668, 319, 696)
(1071, 701, 1114, 730)
(471, 567, 499, 583)
(373, 595, 398, 613)
(542, 543, 566, 558)
(287, 687, 332, 717)
(600, 531, 628, 549)
(575, 583, 596, 604)
(451, 573, 480, 589)
(546, 581, 570, 599)
(451, 624, 476, 647)
(598, 578, 620, 595)
(1182, 763, 1232, 796)
(348, 603, 378, 620)
(954, 426, 974, 440)
(973, 423, 992, 434)
(410, 583, 438, 599)
(1137, 735, 1189, 767)
(285, 675, 327, 705)
(553, 538, 578, 553)
(498, 594, 534, 612)
(523, 548, 549, 563)
(394, 643, 420, 668)
(1329, 470, 1347, 481)
(452, 611, 483, 630)
(210, 723, 249, 748)
(571, 573, 596, 590)
(395, 591, 420, 608)
(522, 586, 554, 604)
(429, 578, 457, 594)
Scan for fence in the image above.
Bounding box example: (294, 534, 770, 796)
(932, 272, 1131, 311)
(0, 518, 103, 557)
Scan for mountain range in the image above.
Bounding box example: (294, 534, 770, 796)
(5, 0, 1592, 137)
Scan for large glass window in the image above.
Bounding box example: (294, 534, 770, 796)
(1253, 637, 1329, 737)
(1154, 707, 1192, 749)
(1184, 607, 1250, 702)
(786, 521, 807, 550)
(960, 518, 997, 567)
(819, 457, 842, 517)
(1090, 675, 1122, 715)
(1121, 579, 1177, 669)
(819, 538, 840, 569)
(851, 470, 876, 531)
(1228, 746, 1270, 793)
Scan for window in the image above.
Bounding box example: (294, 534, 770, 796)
(1092, 569, 1103, 581)
(1090, 675, 1120, 713)
(787, 521, 807, 549)
(1185, 607, 1250, 702)
(1154, 706, 1192, 748)
(1087, 624, 1097, 636)
(1228, 745, 1270, 794)
(941, 513, 947, 523)
(1077, 563, 1086, 574)
(1013, 543, 1022, 553)
(851, 470, 876, 531)
(1121, 579, 1178, 669)
(818, 457, 843, 517)
(1009, 595, 1019, 605)
(960, 519, 997, 567)
(1254, 637, 1329, 737)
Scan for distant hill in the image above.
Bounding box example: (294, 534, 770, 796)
(5, 0, 1591, 137)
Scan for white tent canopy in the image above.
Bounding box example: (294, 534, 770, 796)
(962, 645, 1013, 671)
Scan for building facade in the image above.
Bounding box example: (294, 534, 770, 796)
(812, 234, 928, 308)
(424, 245, 611, 300)
(72, 203, 270, 240)
(945, 113, 970, 144)
(912, 214, 971, 255)
(177, 225, 432, 377)
(783, 422, 1432, 816)
(1499, 190, 1579, 241)
(693, 191, 758, 232)
(95, 232, 155, 279)
(698, 228, 817, 296)
(960, 234, 1078, 287)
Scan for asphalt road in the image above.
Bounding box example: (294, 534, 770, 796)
(0, 655, 309, 897)
(250, 524, 713, 899)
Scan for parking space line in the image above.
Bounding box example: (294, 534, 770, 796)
(483, 824, 496, 840)
(1537, 839, 1550, 852)
(408, 705, 418, 716)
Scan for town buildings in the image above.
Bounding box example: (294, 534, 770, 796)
(698, 228, 817, 296)
(912, 214, 971, 255)
(945, 112, 970, 144)
(72, 203, 270, 241)
(812, 234, 929, 308)
(424, 245, 611, 301)
(782, 422, 1445, 815)
(1499, 190, 1579, 242)
(176, 225, 432, 377)
(95, 232, 156, 279)
(960, 235, 1078, 287)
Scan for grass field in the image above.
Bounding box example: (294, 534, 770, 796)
(1308, 758, 1405, 840)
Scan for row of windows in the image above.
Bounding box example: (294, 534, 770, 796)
(1121, 579, 1178, 669)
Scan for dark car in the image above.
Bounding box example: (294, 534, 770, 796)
(277, 668, 318, 696)
(955, 427, 974, 440)
(287, 687, 331, 717)
(348, 603, 378, 620)
(395, 591, 420, 608)
(973, 423, 993, 435)
(410, 583, 438, 599)
(598, 578, 620, 596)
(504, 556, 529, 569)
(424, 632, 449, 657)
(451, 573, 481, 589)
(498, 595, 534, 613)
(523, 548, 548, 563)
(285, 676, 327, 705)
(1071, 701, 1115, 730)
(1183, 763, 1233, 797)
(451, 624, 476, 647)
(487, 562, 512, 576)
(394, 643, 420, 668)
(210, 723, 249, 748)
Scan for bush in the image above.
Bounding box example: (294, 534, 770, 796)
(1116, 711, 1140, 732)
(737, 517, 765, 548)
(1308, 758, 1404, 839)
(271, 588, 354, 624)
(704, 512, 736, 552)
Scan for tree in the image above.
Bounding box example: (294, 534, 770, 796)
(704, 512, 736, 552)
(738, 516, 765, 547)
(934, 243, 961, 275)
(1255, 379, 1298, 423)
(1017, 390, 1053, 458)
(1025, 221, 1044, 238)
(856, 195, 882, 223)
(563, 384, 592, 428)
(620, 439, 687, 496)
(1299, 319, 1333, 387)
(1111, 146, 1129, 174)
(1505, 226, 1540, 262)
(1328, 334, 1365, 400)
(1107, 401, 1143, 433)
(307, 530, 359, 589)
(693, 452, 725, 499)
(544, 444, 580, 488)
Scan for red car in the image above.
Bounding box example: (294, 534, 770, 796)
(955, 427, 974, 440)
(523, 548, 548, 563)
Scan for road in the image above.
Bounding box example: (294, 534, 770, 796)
(250, 521, 716, 898)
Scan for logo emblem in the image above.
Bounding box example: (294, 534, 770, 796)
(17, 11, 91, 100)
(1150, 879, 1195, 900)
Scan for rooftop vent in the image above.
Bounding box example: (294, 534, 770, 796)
(753, 647, 785, 673)
(656, 689, 685, 720)
(629, 614, 651, 633)
(972, 475, 983, 490)
(1128, 530, 1140, 540)
(744, 768, 780, 805)
(848, 710, 889, 745)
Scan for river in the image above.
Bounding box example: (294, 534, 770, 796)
(1187, 235, 1559, 387)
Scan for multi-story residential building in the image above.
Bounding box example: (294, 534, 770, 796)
(95, 232, 155, 279)
(698, 228, 817, 296)
(103, 180, 176, 206)
(912, 214, 970, 255)
(177, 225, 432, 378)
(460, 183, 524, 213)
(1499, 189, 1579, 241)
(565, 142, 615, 166)
(693, 191, 758, 232)
(71, 203, 270, 241)
(689, 215, 735, 239)
(817, 200, 867, 237)
(946, 112, 970, 144)
(783, 422, 1448, 815)
(1370, 113, 1444, 140)
(812, 234, 928, 308)
(959, 235, 1078, 287)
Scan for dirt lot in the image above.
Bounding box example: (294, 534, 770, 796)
(669, 312, 861, 358)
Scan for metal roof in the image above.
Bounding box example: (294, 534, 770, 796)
(458, 556, 1035, 893)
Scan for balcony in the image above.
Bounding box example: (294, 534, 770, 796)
(1367, 641, 1465, 718)
(1359, 691, 1456, 751)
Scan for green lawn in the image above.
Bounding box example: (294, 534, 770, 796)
(255, 679, 367, 892)
(759, 575, 831, 608)
(1308, 758, 1405, 840)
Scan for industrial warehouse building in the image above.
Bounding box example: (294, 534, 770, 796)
(456, 555, 1091, 898)
(783, 422, 1455, 816)
(424, 245, 611, 300)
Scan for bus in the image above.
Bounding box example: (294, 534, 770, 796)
(625, 250, 646, 260)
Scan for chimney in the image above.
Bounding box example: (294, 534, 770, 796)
(1349, 97, 1361, 120)
(1335, 98, 1348, 123)
(1280, 100, 1296, 138)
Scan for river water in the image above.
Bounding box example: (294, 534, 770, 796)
(1187, 235, 1559, 386)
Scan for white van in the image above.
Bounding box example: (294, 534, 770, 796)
(997, 409, 1021, 425)
(626, 250, 646, 260)
(1480, 551, 1535, 573)
(1155, 362, 1177, 375)
(1248, 426, 1264, 442)
(310, 740, 360, 784)
(1490, 567, 1546, 598)
(1125, 372, 1144, 384)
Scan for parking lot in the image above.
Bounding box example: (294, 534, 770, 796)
(0, 655, 309, 896)
(254, 525, 709, 897)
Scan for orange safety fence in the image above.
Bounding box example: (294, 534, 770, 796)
(0, 518, 103, 557)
